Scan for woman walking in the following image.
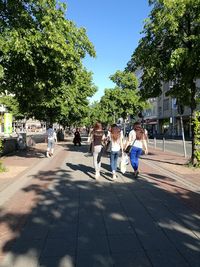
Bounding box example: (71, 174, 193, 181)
(109, 124, 123, 180)
(127, 122, 148, 178)
(91, 122, 105, 179)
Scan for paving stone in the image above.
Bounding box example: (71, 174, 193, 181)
(76, 251, 113, 267)
(38, 255, 75, 267)
(0, 141, 200, 267)
(146, 249, 190, 267)
(111, 252, 152, 267)
(1, 250, 39, 267)
(41, 237, 76, 258)
(108, 233, 142, 253)
(77, 234, 109, 253)
(19, 225, 49, 241)
(136, 230, 174, 250)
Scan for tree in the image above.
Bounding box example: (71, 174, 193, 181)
(0, 95, 24, 119)
(0, 0, 96, 122)
(99, 70, 147, 124)
(127, 0, 200, 165)
(63, 68, 97, 127)
(84, 101, 106, 127)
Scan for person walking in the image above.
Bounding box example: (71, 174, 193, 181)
(73, 128, 81, 146)
(108, 124, 123, 180)
(126, 122, 148, 178)
(46, 125, 57, 158)
(91, 122, 105, 179)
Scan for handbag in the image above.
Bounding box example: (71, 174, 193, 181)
(120, 153, 129, 174)
(124, 139, 136, 154)
(124, 145, 132, 154)
(105, 140, 111, 152)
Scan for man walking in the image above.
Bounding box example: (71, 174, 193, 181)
(46, 125, 57, 158)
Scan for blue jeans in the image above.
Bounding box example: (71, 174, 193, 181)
(110, 151, 120, 173)
(130, 146, 143, 171)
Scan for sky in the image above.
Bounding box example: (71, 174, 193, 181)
(64, 0, 151, 102)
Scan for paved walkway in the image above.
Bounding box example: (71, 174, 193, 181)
(0, 137, 199, 267)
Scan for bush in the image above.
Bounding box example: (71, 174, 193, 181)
(193, 111, 200, 167)
(0, 161, 6, 173)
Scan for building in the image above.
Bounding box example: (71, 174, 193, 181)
(143, 79, 200, 138)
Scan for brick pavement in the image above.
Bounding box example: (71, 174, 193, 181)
(142, 147, 200, 189)
(0, 139, 199, 267)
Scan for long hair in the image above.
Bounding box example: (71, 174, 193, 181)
(133, 123, 144, 140)
(94, 122, 102, 131)
(111, 125, 121, 142)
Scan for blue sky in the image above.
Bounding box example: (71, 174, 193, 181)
(65, 0, 151, 101)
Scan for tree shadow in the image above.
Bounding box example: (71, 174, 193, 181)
(142, 156, 188, 166)
(0, 150, 200, 267)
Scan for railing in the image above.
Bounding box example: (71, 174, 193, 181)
(148, 137, 191, 158)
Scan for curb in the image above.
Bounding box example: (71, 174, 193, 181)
(0, 145, 63, 206)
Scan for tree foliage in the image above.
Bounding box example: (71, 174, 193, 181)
(127, 0, 200, 164)
(0, 95, 24, 119)
(93, 70, 147, 125)
(0, 0, 96, 123)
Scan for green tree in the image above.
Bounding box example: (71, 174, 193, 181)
(127, 0, 200, 165)
(0, 95, 24, 119)
(84, 101, 106, 127)
(0, 0, 96, 122)
(64, 68, 97, 126)
(99, 70, 147, 124)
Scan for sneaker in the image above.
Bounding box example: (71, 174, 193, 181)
(46, 151, 50, 158)
(112, 174, 117, 180)
(134, 171, 139, 178)
(95, 171, 100, 180)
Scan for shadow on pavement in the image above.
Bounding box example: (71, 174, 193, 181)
(0, 145, 200, 267)
(142, 156, 188, 166)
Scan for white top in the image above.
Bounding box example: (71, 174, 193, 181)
(128, 129, 143, 149)
(47, 128, 57, 141)
(108, 131, 123, 152)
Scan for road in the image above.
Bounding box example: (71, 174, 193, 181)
(148, 138, 192, 157)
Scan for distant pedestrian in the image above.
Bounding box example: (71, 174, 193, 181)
(46, 125, 57, 158)
(91, 122, 106, 179)
(73, 128, 81, 146)
(126, 122, 148, 178)
(108, 124, 123, 180)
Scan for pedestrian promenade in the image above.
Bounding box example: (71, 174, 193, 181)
(0, 138, 199, 267)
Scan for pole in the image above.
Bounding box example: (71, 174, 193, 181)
(180, 115, 187, 158)
(154, 137, 156, 149)
(162, 137, 165, 152)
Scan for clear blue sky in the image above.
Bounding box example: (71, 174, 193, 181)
(64, 0, 151, 101)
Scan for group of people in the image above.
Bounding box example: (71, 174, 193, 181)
(45, 122, 148, 180)
(88, 121, 148, 180)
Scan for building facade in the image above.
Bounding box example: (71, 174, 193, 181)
(143, 80, 200, 138)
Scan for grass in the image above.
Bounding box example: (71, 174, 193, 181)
(0, 161, 7, 173)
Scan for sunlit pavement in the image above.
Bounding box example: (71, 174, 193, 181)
(0, 138, 199, 267)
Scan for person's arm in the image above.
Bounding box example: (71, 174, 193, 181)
(144, 129, 149, 143)
(120, 135, 123, 152)
(54, 132, 57, 143)
(45, 130, 48, 143)
(142, 134, 148, 154)
(87, 130, 93, 143)
(125, 130, 135, 148)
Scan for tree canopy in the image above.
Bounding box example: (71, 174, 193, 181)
(88, 70, 147, 125)
(127, 0, 200, 164)
(0, 0, 96, 123)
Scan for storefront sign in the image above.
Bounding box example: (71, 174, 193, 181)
(4, 113, 12, 134)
